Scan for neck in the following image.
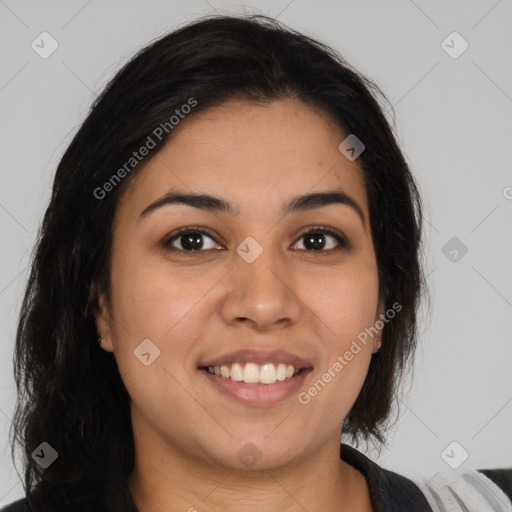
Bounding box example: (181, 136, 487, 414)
(128, 429, 371, 512)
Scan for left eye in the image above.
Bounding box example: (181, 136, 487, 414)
(162, 226, 348, 253)
(293, 228, 348, 252)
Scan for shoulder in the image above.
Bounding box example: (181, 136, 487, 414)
(410, 468, 512, 512)
(341, 443, 434, 511)
(478, 468, 512, 504)
(1, 497, 31, 512)
(340, 444, 512, 512)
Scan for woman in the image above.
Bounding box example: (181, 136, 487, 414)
(4, 14, 511, 512)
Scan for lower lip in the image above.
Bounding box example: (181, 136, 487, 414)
(199, 368, 312, 406)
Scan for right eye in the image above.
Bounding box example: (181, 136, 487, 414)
(161, 227, 223, 253)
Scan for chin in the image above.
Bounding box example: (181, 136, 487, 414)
(202, 435, 303, 472)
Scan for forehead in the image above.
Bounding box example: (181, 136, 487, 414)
(118, 97, 368, 220)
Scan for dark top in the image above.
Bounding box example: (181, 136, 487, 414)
(479, 467, 512, 504)
(2, 444, 511, 511)
(340, 443, 433, 511)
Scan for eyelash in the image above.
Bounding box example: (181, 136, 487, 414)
(161, 225, 349, 254)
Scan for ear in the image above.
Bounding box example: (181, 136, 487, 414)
(93, 283, 114, 353)
(373, 296, 386, 353)
(375, 295, 385, 319)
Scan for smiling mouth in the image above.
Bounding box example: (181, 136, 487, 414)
(198, 362, 307, 385)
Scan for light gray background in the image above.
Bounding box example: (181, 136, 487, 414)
(1, 0, 511, 506)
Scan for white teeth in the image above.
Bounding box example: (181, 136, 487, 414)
(243, 363, 260, 383)
(260, 363, 276, 384)
(276, 363, 287, 381)
(231, 362, 243, 381)
(207, 362, 301, 384)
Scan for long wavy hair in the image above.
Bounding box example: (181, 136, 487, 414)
(10, 13, 427, 511)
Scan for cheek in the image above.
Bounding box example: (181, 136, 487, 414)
(305, 262, 379, 405)
(312, 261, 380, 340)
(107, 246, 224, 383)
(107, 255, 202, 417)
(109, 246, 201, 337)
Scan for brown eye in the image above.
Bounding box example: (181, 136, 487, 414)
(161, 225, 348, 255)
(162, 227, 222, 252)
(293, 227, 349, 252)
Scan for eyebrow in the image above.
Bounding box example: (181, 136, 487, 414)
(139, 189, 366, 226)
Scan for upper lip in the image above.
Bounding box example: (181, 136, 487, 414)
(199, 349, 313, 369)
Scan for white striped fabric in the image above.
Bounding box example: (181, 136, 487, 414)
(411, 470, 512, 512)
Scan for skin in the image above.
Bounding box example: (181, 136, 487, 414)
(95, 97, 384, 512)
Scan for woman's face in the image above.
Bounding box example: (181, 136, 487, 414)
(96, 97, 384, 470)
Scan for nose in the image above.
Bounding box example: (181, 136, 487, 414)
(219, 239, 302, 331)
